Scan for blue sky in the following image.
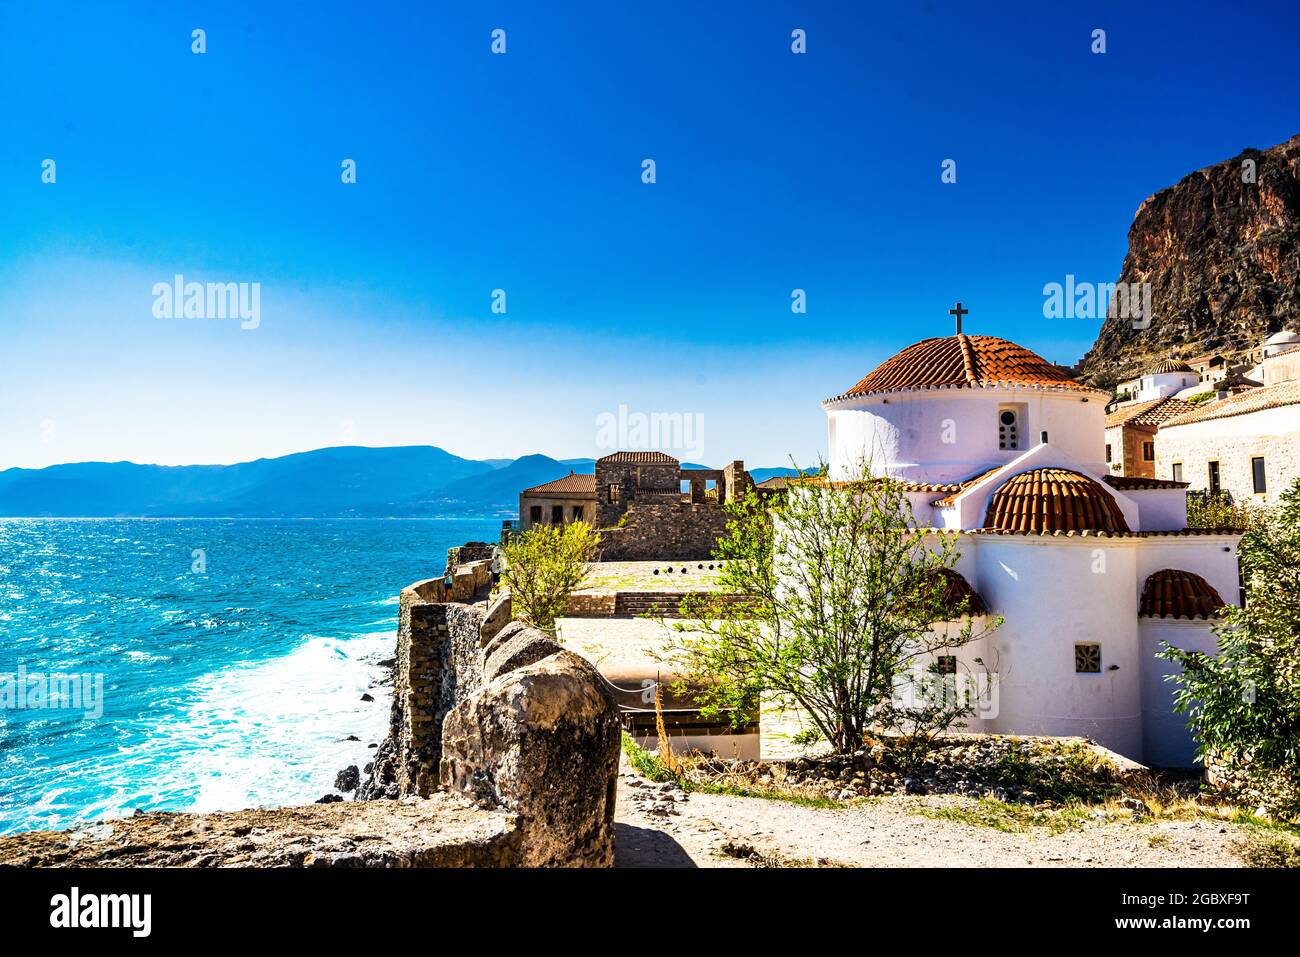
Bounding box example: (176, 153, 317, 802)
(1, 1, 1297, 470)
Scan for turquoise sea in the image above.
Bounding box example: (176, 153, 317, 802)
(0, 518, 500, 835)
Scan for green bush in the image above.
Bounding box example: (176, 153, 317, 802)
(501, 520, 599, 635)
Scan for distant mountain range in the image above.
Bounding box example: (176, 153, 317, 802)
(0, 447, 800, 518)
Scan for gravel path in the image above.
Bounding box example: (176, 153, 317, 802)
(614, 761, 1250, 868)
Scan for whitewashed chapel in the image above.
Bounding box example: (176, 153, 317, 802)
(821, 319, 1240, 766)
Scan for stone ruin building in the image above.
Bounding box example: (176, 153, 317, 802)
(517, 451, 753, 560)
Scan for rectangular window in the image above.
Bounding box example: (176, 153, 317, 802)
(1105, 444, 1112, 463)
(1171, 462, 1183, 482)
(936, 655, 957, 675)
(572, 505, 584, 521)
(1252, 457, 1267, 494)
(551, 505, 564, 524)
(529, 505, 542, 524)
(1208, 461, 1221, 495)
(1075, 644, 1101, 674)
(1142, 441, 1155, 462)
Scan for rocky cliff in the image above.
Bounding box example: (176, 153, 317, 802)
(1078, 134, 1300, 387)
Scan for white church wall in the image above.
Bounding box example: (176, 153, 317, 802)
(1124, 489, 1188, 531)
(969, 535, 1144, 760)
(825, 388, 1105, 484)
(1134, 371, 1199, 402)
(907, 618, 996, 734)
(1139, 618, 1220, 768)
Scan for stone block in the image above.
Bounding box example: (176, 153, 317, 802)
(440, 645, 621, 867)
(480, 589, 513, 646)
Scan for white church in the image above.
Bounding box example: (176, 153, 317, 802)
(821, 314, 1240, 767)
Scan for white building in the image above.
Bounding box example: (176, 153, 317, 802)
(1156, 330, 1300, 505)
(821, 330, 1240, 766)
(1116, 359, 1201, 404)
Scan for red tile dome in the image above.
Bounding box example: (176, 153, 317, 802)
(829, 334, 1095, 401)
(983, 468, 1130, 534)
(1139, 569, 1225, 619)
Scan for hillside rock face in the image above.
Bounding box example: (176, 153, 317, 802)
(1078, 134, 1300, 386)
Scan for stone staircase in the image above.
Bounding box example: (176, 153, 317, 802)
(612, 591, 750, 618)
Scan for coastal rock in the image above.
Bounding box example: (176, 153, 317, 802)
(335, 765, 360, 792)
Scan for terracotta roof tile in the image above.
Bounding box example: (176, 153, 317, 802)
(1151, 359, 1193, 374)
(595, 451, 680, 464)
(520, 472, 597, 496)
(1105, 397, 1196, 428)
(1139, 569, 1226, 619)
(1161, 380, 1300, 427)
(1103, 475, 1189, 491)
(768, 474, 964, 494)
(982, 468, 1130, 534)
(931, 465, 1006, 507)
(827, 335, 1099, 402)
(931, 568, 988, 617)
(965, 527, 1241, 538)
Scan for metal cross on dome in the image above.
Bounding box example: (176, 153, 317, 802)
(949, 301, 968, 334)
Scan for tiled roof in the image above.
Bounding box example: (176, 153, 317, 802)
(1102, 475, 1189, 491)
(596, 451, 680, 464)
(827, 335, 1100, 402)
(965, 527, 1241, 538)
(1139, 569, 1226, 619)
(1151, 359, 1193, 374)
(1104, 396, 1196, 428)
(1161, 380, 1300, 427)
(982, 468, 1130, 534)
(520, 472, 597, 496)
(931, 568, 988, 617)
(763, 474, 965, 494)
(930, 465, 1007, 507)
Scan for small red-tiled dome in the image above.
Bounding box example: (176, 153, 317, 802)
(829, 334, 1094, 401)
(1139, 569, 1225, 619)
(931, 568, 988, 617)
(1151, 359, 1193, 374)
(983, 468, 1130, 534)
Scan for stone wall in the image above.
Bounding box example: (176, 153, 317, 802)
(564, 592, 618, 617)
(362, 567, 622, 866)
(443, 542, 496, 577)
(1105, 424, 1156, 478)
(596, 502, 732, 561)
(519, 494, 597, 531)
(1157, 409, 1300, 505)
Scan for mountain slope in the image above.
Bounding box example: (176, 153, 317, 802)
(1078, 133, 1300, 386)
(422, 454, 594, 512)
(0, 447, 799, 517)
(0, 447, 493, 517)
